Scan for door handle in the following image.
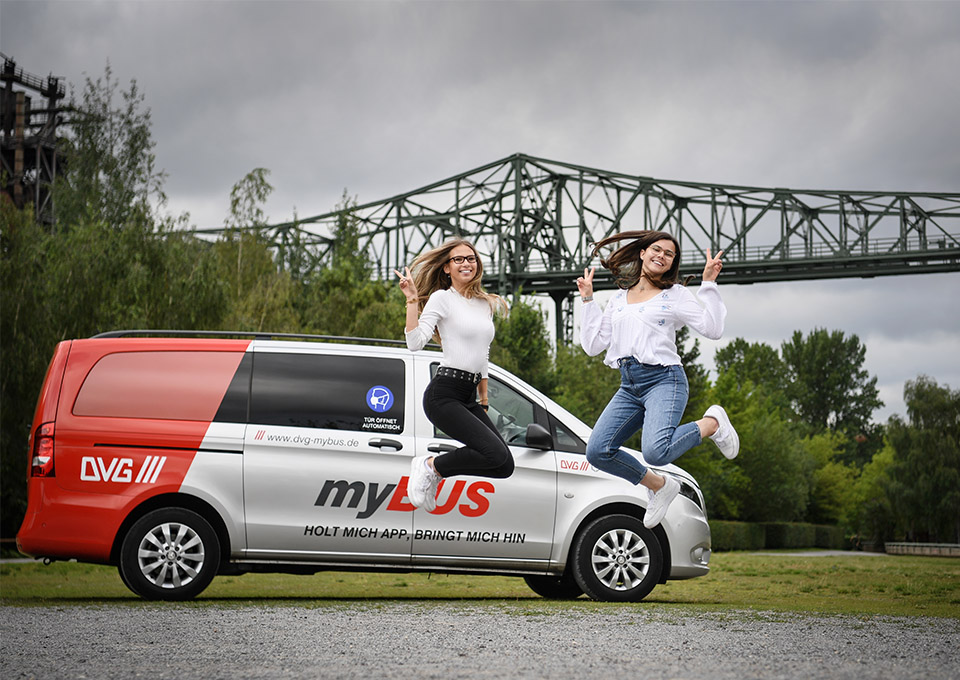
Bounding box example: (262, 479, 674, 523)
(427, 443, 457, 453)
(368, 438, 403, 450)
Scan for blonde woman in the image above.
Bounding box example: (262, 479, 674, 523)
(577, 230, 739, 529)
(395, 239, 512, 511)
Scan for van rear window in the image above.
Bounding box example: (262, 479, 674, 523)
(74, 351, 246, 421)
(251, 353, 404, 433)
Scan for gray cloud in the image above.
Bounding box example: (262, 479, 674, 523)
(3, 0, 958, 420)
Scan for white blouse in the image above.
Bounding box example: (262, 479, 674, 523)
(580, 281, 726, 368)
(405, 288, 496, 377)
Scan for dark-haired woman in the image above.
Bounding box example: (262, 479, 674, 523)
(395, 239, 512, 512)
(577, 230, 739, 528)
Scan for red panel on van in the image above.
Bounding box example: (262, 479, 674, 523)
(17, 338, 252, 563)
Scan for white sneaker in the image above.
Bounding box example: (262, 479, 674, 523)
(643, 476, 680, 528)
(407, 455, 440, 512)
(423, 465, 441, 512)
(705, 404, 740, 460)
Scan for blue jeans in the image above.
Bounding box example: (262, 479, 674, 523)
(586, 358, 701, 484)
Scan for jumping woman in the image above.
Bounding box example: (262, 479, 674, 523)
(395, 239, 512, 511)
(577, 230, 739, 529)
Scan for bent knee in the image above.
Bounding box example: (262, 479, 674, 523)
(641, 446, 672, 466)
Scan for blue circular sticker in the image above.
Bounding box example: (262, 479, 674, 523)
(366, 386, 395, 413)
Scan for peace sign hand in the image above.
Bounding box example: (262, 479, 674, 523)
(576, 266, 595, 298)
(702, 249, 724, 282)
(393, 266, 419, 301)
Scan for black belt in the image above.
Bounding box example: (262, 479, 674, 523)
(436, 366, 482, 384)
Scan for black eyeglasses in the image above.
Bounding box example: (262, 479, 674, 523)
(448, 255, 478, 264)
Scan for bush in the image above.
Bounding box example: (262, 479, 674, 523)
(708, 520, 765, 551)
(814, 524, 845, 549)
(761, 522, 817, 549)
(709, 521, 847, 551)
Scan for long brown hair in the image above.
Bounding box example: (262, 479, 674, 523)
(591, 230, 682, 290)
(409, 239, 508, 318)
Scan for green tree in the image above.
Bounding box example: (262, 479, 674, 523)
(849, 444, 899, 547)
(491, 298, 555, 394)
(676, 326, 712, 423)
(550, 343, 621, 428)
(298, 196, 402, 339)
(706, 371, 814, 521)
(801, 431, 858, 525)
(886, 376, 960, 542)
(54, 64, 166, 233)
(0, 68, 226, 536)
(781, 328, 882, 435)
(714, 337, 790, 409)
(214, 169, 298, 332)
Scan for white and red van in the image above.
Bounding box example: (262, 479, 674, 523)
(18, 331, 712, 601)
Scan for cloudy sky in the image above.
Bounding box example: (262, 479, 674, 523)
(4, 0, 959, 423)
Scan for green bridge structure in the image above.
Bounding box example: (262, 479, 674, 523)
(199, 153, 960, 342)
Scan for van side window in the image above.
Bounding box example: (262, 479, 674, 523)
(428, 364, 535, 445)
(251, 353, 405, 433)
(73, 351, 247, 421)
(550, 414, 586, 454)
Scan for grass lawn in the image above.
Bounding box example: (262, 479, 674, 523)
(2, 551, 958, 618)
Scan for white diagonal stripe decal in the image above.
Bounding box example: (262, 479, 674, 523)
(149, 456, 166, 484)
(135, 456, 152, 484)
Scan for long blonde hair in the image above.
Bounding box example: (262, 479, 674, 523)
(591, 230, 683, 290)
(410, 239, 508, 321)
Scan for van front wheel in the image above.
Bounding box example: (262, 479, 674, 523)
(571, 514, 663, 602)
(119, 508, 220, 600)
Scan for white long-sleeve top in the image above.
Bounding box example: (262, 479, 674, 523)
(405, 288, 495, 377)
(580, 281, 726, 368)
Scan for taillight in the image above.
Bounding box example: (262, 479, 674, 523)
(31, 422, 55, 477)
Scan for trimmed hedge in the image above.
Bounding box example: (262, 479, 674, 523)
(708, 520, 847, 551)
(708, 521, 765, 551)
(814, 524, 846, 549)
(762, 522, 816, 549)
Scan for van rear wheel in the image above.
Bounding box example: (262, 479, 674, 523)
(523, 572, 583, 599)
(119, 508, 219, 600)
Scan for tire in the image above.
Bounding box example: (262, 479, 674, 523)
(571, 514, 663, 602)
(119, 507, 220, 600)
(523, 572, 584, 599)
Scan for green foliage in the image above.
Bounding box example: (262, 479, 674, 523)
(0, 206, 227, 535)
(714, 337, 790, 410)
(54, 64, 166, 232)
(0, 68, 228, 536)
(297, 198, 403, 339)
(708, 371, 814, 522)
(781, 328, 882, 435)
(550, 344, 621, 428)
(761, 522, 817, 549)
(707, 520, 843, 551)
(707, 521, 766, 551)
(849, 444, 899, 545)
(491, 298, 555, 394)
(885, 376, 960, 543)
(676, 326, 711, 422)
(814, 524, 846, 550)
(224, 168, 272, 231)
(801, 431, 859, 526)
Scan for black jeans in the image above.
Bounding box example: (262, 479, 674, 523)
(423, 375, 515, 479)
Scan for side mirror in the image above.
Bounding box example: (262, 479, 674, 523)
(525, 423, 553, 450)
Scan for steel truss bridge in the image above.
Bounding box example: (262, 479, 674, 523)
(200, 153, 960, 342)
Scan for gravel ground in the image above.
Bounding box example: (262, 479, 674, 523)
(2, 603, 958, 680)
